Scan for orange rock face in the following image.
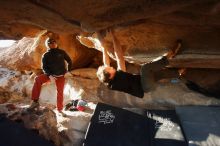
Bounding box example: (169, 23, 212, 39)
(0, 33, 98, 71)
(0, 0, 220, 68)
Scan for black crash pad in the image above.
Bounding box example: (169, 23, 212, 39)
(83, 103, 187, 146)
(0, 114, 55, 146)
(176, 106, 220, 146)
(83, 103, 150, 146)
(145, 110, 187, 146)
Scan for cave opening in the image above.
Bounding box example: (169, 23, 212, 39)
(0, 40, 16, 47)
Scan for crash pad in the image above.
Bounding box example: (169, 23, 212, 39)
(83, 103, 187, 146)
(176, 106, 220, 146)
(145, 110, 187, 146)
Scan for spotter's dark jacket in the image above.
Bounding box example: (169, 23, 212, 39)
(42, 48, 72, 76)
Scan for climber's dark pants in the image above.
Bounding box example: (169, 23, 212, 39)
(140, 56, 169, 92)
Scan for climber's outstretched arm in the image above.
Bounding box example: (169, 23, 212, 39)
(110, 29, 126, 72)
(102, 43, 111, 67)
(96, 32, 111, 67)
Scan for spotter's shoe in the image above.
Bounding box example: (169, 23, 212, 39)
(27, 101, 39, 112)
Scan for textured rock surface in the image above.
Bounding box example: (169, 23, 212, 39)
(0, 0, 220, 68)
(0, 1, 220, 145)
(2, 67, 218, 109)
(0, 103, 93, 146)
(0, 33, 99, 71)
(1, 0, 219, 34)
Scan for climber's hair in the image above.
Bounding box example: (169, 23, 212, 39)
(97, 65, 111, 83)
